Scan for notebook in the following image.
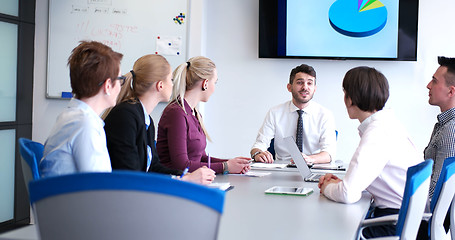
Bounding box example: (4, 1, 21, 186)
(283, 136, 325, 182)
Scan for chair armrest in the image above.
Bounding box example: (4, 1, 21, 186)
(357, 215, 399, 240)
(366, 237, 399, 240)
(421, 212, 432, 221)
(360, 214, 399, 228)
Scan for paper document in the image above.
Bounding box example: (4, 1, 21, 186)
(265, 186, 313, 196)
(251, 163, 288, 169)
(311, 163, 345, 171)
(230, 171, 271, 177)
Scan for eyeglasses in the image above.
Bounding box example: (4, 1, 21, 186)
(117, 76, 126, 86)
(98, 76, 126, 86)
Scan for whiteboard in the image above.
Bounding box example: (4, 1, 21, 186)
(47, 0, 188, 98)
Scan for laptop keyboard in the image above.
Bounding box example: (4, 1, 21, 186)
(305, 173, 324, 182)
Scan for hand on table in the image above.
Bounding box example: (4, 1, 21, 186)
(182, 166, 215, 185)
(254, 151, 274, 163)
(318, 173, 341, 193)
(302, 153, 315, 165)
(228, 157, 251, 174)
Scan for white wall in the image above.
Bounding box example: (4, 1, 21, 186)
(33, 0, 455, 163)
(202, 0, 455, 162)
(33, 0, 68, 144)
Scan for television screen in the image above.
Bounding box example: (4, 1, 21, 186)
(259, 0, 418, 61)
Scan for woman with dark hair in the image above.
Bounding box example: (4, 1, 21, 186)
(318, 66, 423, 238)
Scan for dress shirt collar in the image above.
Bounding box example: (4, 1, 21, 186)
(287, 100, 314, 114)
(358, 109, 391, 137)
(437, 107, 455, 125)
(139, 99, 150, 127)
(68, 98, 104, 127)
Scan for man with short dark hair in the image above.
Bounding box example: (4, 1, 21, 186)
(418, 56, 455, 238)
(425, 56, 455, 198)
(250, 64, 336, 164)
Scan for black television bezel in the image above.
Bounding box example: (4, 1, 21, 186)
(259, 0, 419, 61)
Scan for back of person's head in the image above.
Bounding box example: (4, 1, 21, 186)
(117, 54, 171, 103)
(289, 64, 316, 84)
(438, 56, 455, 87)
(68, 41, 123, 99)
(171, 56, 216, 106)
(171, 56, 216, 142)
(342, 66, 389, 112)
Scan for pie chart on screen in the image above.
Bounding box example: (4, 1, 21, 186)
(329, 0, 388, 37)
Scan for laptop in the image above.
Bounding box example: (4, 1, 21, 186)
(283, 136, 326, 182)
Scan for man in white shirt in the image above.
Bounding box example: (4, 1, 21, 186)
(318, 66, 422, 238)
(250, 64, 336, 164)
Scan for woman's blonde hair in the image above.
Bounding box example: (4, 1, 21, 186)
(102, 54, 170, 119)
(171, 56, 216, 141)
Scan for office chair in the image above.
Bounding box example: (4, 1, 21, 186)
(357, 159, 433, 240)
(426, 157, 455, 240)
(267, 138, 276, 159)
(29, 171, 226, 240)
(451, 198, 455, 240)
(18, 138, 43, 192)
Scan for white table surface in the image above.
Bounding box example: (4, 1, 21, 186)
(216, 169, 371, 240)
(0, 167, 371, 240)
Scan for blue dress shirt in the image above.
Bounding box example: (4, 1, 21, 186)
(40, 98, 112, 177)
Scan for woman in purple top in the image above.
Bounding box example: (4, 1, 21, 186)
(157, 56, 250, 174)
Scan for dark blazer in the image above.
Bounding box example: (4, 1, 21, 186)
(104, 100, 182, 176)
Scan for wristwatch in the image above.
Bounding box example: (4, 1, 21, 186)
(223, 161, 229, 175)
(251, 151, 262, 161)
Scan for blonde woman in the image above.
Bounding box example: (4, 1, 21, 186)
(104, 54, 215, 185)
(157, 56, 251, 174)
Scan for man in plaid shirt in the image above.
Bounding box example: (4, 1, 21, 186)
(424, 56, 455, 198)
(421, 56, 455, 237)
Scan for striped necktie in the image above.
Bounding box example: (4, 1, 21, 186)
(296, 110, 304, 152)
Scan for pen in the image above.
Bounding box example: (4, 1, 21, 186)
(180, 167, 189, 178)
(208, 153, 211, 168)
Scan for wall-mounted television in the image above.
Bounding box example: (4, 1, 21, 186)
(259, 0, 418, 61)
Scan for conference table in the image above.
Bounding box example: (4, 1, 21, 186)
(216, 167, 372, 240)
(0, 167, 372, 240)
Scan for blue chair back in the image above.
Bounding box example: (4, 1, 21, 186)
(29, 171, 226, 240)
(429, 157, 455, 239)
(18, 138, 43, 192)
(396, 159, 433, 239)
